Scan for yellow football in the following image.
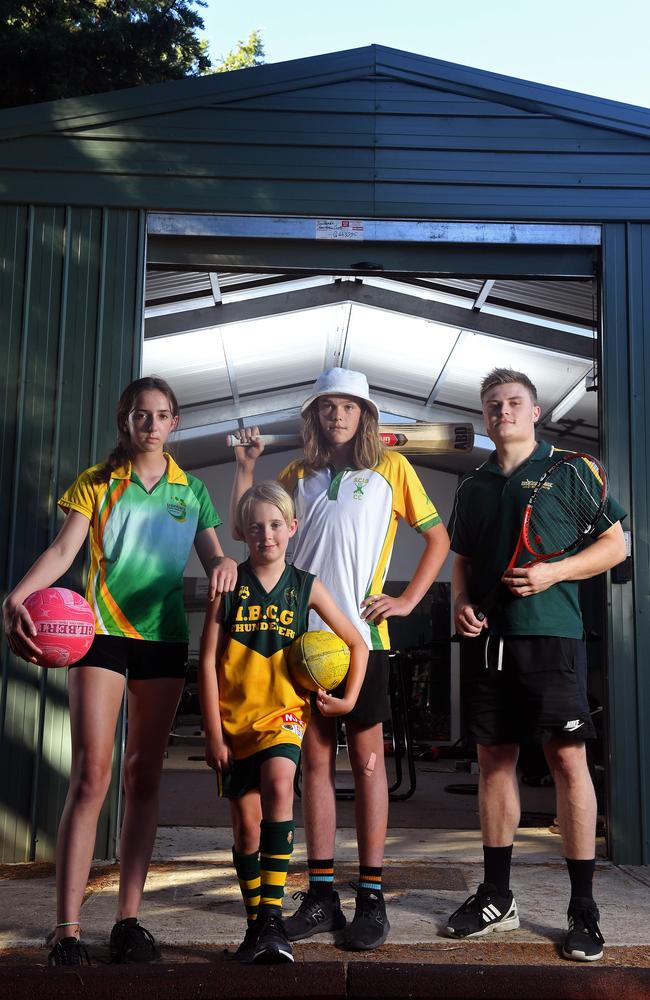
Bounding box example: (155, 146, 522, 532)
(288, 630, 350, 693)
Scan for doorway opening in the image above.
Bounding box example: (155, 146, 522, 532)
(143, 215, 604, 843)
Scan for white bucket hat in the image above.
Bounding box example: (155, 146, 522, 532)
(300, 367, 379, 420)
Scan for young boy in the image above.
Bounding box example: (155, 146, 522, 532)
(198, 481, 368, 964)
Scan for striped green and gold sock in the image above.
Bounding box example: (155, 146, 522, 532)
(232, 847, 261, 926)
(259, 819, 294, 912)
(358, 865, 383, 894)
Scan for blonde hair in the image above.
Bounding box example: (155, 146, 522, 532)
(301, 401, 384, 471)
(235, 481, 295, 537)
(480, 367, 538, 403)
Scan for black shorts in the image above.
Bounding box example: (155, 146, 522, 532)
(330, 649, 391, 728)
(72, 634, 188, 680)
(461, 634, 596, 746)
(218, 743, 301, 799)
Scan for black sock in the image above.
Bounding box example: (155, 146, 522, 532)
(566, 857, 595, 901)
(483, 845, 513, 896)
(308, 858, 334, 898)
(358, 865, 383, 894)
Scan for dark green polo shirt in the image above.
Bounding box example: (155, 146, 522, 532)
(448, 440, 626, 638)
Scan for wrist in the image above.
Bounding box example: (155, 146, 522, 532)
(3, 594, 21, 614)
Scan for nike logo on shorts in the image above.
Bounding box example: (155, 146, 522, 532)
(563, 720, 585, 732)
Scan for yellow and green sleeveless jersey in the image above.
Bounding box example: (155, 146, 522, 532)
(278, 451, 440, 651)
(58, 454, 221, 642)
(218, 560, 315, 760)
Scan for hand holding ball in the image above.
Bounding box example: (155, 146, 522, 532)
(23, 588, 95, 667)
(288, 630, 350, 693)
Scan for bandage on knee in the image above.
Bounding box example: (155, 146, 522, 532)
(363, 751, 377, 776)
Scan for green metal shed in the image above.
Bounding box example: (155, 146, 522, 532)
(0, 45, 648, 864)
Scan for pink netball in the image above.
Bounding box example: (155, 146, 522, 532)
(23, 588, 95, 668)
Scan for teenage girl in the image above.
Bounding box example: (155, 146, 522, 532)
(230, 367, 450, 950)
(2, 376, 236, 966)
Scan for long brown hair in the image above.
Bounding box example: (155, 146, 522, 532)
(301, 400, 384, 471)
(93, 376, 180, 483)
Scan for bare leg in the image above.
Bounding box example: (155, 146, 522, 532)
(301, 711, 337, 858)
(477, 743, 521, 846)
(116, 677, 184, 920)
(347, 722, 388, 868)
(543, 739, 596, 859)
(260, 756, 297, 822)
(54, 667, 126, 942)
(230, 792, 262, 855)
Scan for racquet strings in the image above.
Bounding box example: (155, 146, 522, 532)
(526, 456, 606, 557)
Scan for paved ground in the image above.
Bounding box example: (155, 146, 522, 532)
(3, 826, 649, 962)
(2, 750, 647, 996)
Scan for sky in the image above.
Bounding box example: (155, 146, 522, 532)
(200, 0, 650, 110)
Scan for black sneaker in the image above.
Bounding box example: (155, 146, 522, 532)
(252, 907, 294, 964)
(109, 917, 161, 963)
(444, 882, 519, 938)
(283, 889, 347, 941)
(48, 936, 91, 966)
(562, 898, 604, 961)
(234, 923, 259, 964)
(345, 885, 390, 950)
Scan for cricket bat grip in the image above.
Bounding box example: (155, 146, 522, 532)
(226, 433, 301, 448)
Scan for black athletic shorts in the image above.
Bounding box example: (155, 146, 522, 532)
(218, 743, 301, 799)
(71, 634, 188, 680)
(330, 649, 391, 728)
(461, 634, 596, 746)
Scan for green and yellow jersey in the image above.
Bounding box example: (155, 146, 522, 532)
(58, 454, 220, 642)
(218, 561, 315, 760)
(278, 451, 440, 651)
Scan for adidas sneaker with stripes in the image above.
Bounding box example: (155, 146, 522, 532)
(445, 883, 519, 938)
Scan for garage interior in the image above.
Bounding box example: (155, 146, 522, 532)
(142, 239, 605, 834)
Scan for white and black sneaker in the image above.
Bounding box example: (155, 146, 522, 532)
(252, 907, 294, 964)
(562, 898, 604, 961)
(444, 882, 519, 938)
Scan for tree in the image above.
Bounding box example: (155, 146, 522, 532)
(0, 1, 212, 108)
(217, 29, 265, 73)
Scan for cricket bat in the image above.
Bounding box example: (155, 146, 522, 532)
(226, 423, 474, 454)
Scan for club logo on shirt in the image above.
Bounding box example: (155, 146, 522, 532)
(521, 479, 552, 491)
(281, 712, 306, 740)
(352, 476, 369, 499)
(284, 587, 297, 607)
(238, 585, 250, 600)
(166, 496, 187, 521)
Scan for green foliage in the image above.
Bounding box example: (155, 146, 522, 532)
(0, 1, 212, 107)
(217, 29, 265, 72)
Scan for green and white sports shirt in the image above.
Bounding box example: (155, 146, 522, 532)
(58, 454, 221, 642)
(278, 451, 441, 651)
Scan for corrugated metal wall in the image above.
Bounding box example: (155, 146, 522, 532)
(601, 223, 650, 864)
(1, 48, 650, 219)
(0, 205, 145, 862)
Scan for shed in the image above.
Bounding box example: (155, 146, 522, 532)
(0, 45, 648, 865)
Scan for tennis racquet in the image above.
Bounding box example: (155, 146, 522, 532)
(477, 451, 609, 620)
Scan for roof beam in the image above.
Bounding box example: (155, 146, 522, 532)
(145, 281, 595, 359)
(209, 272, 222, 305)
(472, 279, 495, 311)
